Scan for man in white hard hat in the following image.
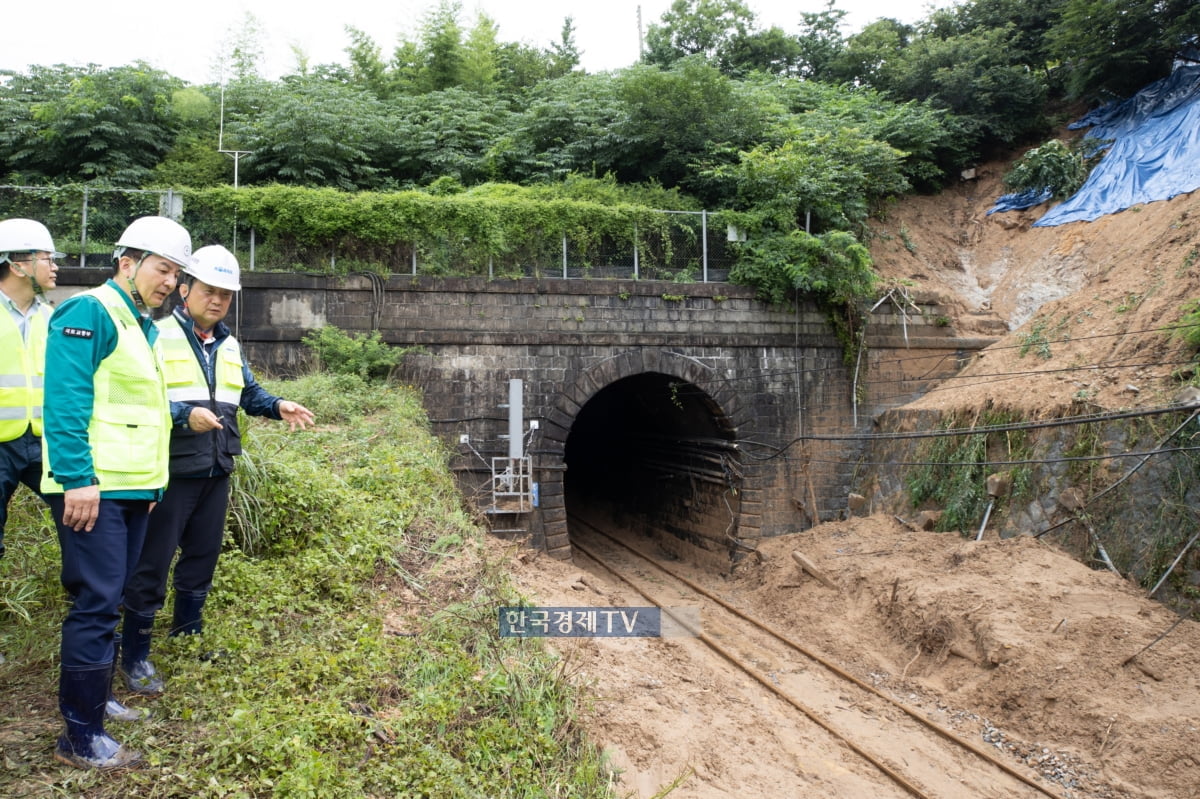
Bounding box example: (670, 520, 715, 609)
(41, 215, 193, 769)
(0, 218, 61, 562)
(119, 244, 313, 697)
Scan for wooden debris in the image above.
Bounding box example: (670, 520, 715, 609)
(790, 550, 839, 591)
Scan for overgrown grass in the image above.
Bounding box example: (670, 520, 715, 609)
(0, 373, 615, 798)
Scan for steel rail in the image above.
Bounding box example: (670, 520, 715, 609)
(569, 514, 1063, 799)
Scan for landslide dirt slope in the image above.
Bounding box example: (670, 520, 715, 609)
(867, 161, 1200, 414)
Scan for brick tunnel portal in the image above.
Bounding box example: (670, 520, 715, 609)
(563, 371, 743, 565)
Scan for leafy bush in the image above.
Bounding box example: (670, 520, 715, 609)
(301, 324, 404, 381)
(1002, 137, 1106, 200)
(729, 228, 876, 307)
(181, 183, 696, 277)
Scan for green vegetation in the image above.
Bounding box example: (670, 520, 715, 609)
(0, 374, 614, 798)
(1002, 138, 1106, 201)
(906, 410, 1034, 533)
(300, 325, 407, 381)
(1017, 317, 1055, 360)
(1173, 298, 1200, 351)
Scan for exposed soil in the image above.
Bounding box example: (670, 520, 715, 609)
(501, 163, 1200, 798)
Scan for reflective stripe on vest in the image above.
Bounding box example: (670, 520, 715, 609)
(156, 318, 246, 406)
(0, 303, 50, 440)
(41, 284, 170, 493)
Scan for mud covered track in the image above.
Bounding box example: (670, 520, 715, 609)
(568, 514, 1066, 799)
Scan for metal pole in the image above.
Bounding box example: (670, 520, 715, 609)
(249, 227, 256, 271)
(701, 210, 708, 283)
(508, 379, 523, 459)
(562, 234, 568, 279)
(633, 222, 639, 280)
(79, 188, 88, 268)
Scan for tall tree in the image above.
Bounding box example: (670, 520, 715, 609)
(1049, 0, 1200, 101)
(378, 88, 512, 186)
(421, 0, 466, 92)
(875, 24, 1048, 152)
(499, 72, 627, 182)
(0, 63, 184, 185)
(613, 57, 770, 192)
(549, 17, 582, 77)
(643, 0, 757, 66)
(345, 26, 394, 99)
(233, 77, 388, 189)
(461, 12, 500, 92)
(151, 87, 229, 188)
(829, 18, 913, 88)
(211, 12, 268, 83)
(720, 26, 804, 77)
(794, 1, 848, 80)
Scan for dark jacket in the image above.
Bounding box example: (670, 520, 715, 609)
(159, 308, 282, 478)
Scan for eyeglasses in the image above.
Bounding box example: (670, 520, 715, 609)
(11, 255, 62, 266)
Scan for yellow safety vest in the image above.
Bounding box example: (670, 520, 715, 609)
(42, 284, 170, 493)
(0, 301, 50, 440)
(156, 318, 246, 406)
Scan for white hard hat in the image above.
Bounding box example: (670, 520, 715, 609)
(0, 218, 63, 263)
(114, 216, 195, 269)
(186, 244, 241, 291)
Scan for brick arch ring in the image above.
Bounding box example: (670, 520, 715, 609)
(534, 348, 752, 559)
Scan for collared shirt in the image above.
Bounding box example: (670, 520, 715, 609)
(193, 324, 219, 369)
(0, 286, 46, 343)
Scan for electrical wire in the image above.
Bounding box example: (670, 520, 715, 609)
(792, 445, 1200, 469)
(676, 321, 1200, 391)
(748, 402, 1194, 445)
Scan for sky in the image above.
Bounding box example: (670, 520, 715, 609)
(3, 0, 953, 85)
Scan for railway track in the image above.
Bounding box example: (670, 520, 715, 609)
(567, 513, 1067, 799)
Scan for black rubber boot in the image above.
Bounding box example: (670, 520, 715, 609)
(119, 611, 164, 696)
(54, 665, 144, 770)
(170, 591, 207, 637)
(105, 635, 147, 722)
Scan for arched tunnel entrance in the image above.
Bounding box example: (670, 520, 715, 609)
(563, 371, 743, 566)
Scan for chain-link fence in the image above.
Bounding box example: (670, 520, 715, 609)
(0, 185, 180, 267)
(0, 185, 737, 281)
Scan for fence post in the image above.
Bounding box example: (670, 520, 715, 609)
(633, 222, 639, 280)
(562, 234, 567, 279)
(79, 188, 89, 268)
(249, 228, 256, 271)
(411, 246, 417, 276)
(702, 209, 708, 283)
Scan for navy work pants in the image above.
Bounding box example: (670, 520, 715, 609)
(49, 496, 150, 668)
(0, 428, 45, 558)
(124, 475, 230, 616)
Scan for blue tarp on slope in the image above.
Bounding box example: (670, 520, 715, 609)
(987, 187, 1052, 215)
(988, 64, 1200, 225)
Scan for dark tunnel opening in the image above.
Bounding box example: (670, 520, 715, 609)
(564, 372, 742, 564)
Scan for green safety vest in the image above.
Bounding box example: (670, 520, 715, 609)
(0, 301, 51, 441)
(42, 284, 170, 493)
